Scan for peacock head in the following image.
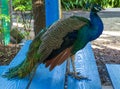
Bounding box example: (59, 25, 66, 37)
(85, 3, 102, 13)
(91, 4, 102, 13)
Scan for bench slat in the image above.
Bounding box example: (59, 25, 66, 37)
(0, 66, 7, 75)
(29, 62, 66, 89)
(106, 64, 120, 89)
(67, 43, 102, 89)
(0, 41, 32, 89)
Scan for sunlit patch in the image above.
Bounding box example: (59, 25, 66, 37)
(102, 45, 120, 50)
(103, 31, 120, 37)
(95, 38, 111, 42)
(92, 45, 104, 49)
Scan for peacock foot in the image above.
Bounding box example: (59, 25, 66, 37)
(67, 71, 88, 80)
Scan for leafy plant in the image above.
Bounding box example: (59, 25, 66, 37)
(12, 0, 33, 40)
(0, 14, 10, 22)
(0, 14, 10, 44)
(61, 0, 120, 10)
(12, 0, 32, 11)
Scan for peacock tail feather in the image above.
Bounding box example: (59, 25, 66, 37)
(3, 28, 47, 79)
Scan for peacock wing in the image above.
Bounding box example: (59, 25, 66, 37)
(39, 16, 90, 70)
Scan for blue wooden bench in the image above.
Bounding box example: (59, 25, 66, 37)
(0, 41, 102, 89)
(106, 64, 120, 89)
(0, 66, 7, 75)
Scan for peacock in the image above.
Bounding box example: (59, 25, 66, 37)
(3, 4, 104, 80)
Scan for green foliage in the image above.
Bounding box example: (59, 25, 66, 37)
(12, 0, 32, 11)
(0, 11, 10, 34)
(61, 0, 120, 10)
(0, 14, 10, 44)
(0, 14, 10, 22)
(14, 11, 33, 40)
(12, 0, 33, 40)
(61, 0, 86, 10)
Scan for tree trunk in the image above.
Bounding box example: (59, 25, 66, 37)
(32, 0, 46, 36)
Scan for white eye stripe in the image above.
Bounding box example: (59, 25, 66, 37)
(94, 7, 100, 11)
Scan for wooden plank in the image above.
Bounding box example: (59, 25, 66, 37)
(67, 43, 102, 89)
(106, 64, 120, 89)
(45, 0, 61, 27)
(0, 66, 7, 74)
(0, 41, 32, 89)
(29, 62, 66, 89)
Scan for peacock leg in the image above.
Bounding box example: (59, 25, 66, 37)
(68, 55, 88, 80)
(26, 64, 39, 89)
(66, 59, 70, 75)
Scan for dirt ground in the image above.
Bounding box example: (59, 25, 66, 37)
(0, 44, 20, 65)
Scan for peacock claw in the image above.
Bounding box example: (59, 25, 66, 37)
(72, 74, 88, 80)
(67, 71, 88, 80)
(67, 72, 80, 75)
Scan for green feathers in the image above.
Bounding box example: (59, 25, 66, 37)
(3, 28, 47, 79)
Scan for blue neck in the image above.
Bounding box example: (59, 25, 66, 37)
(89, 11, 104, 41)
